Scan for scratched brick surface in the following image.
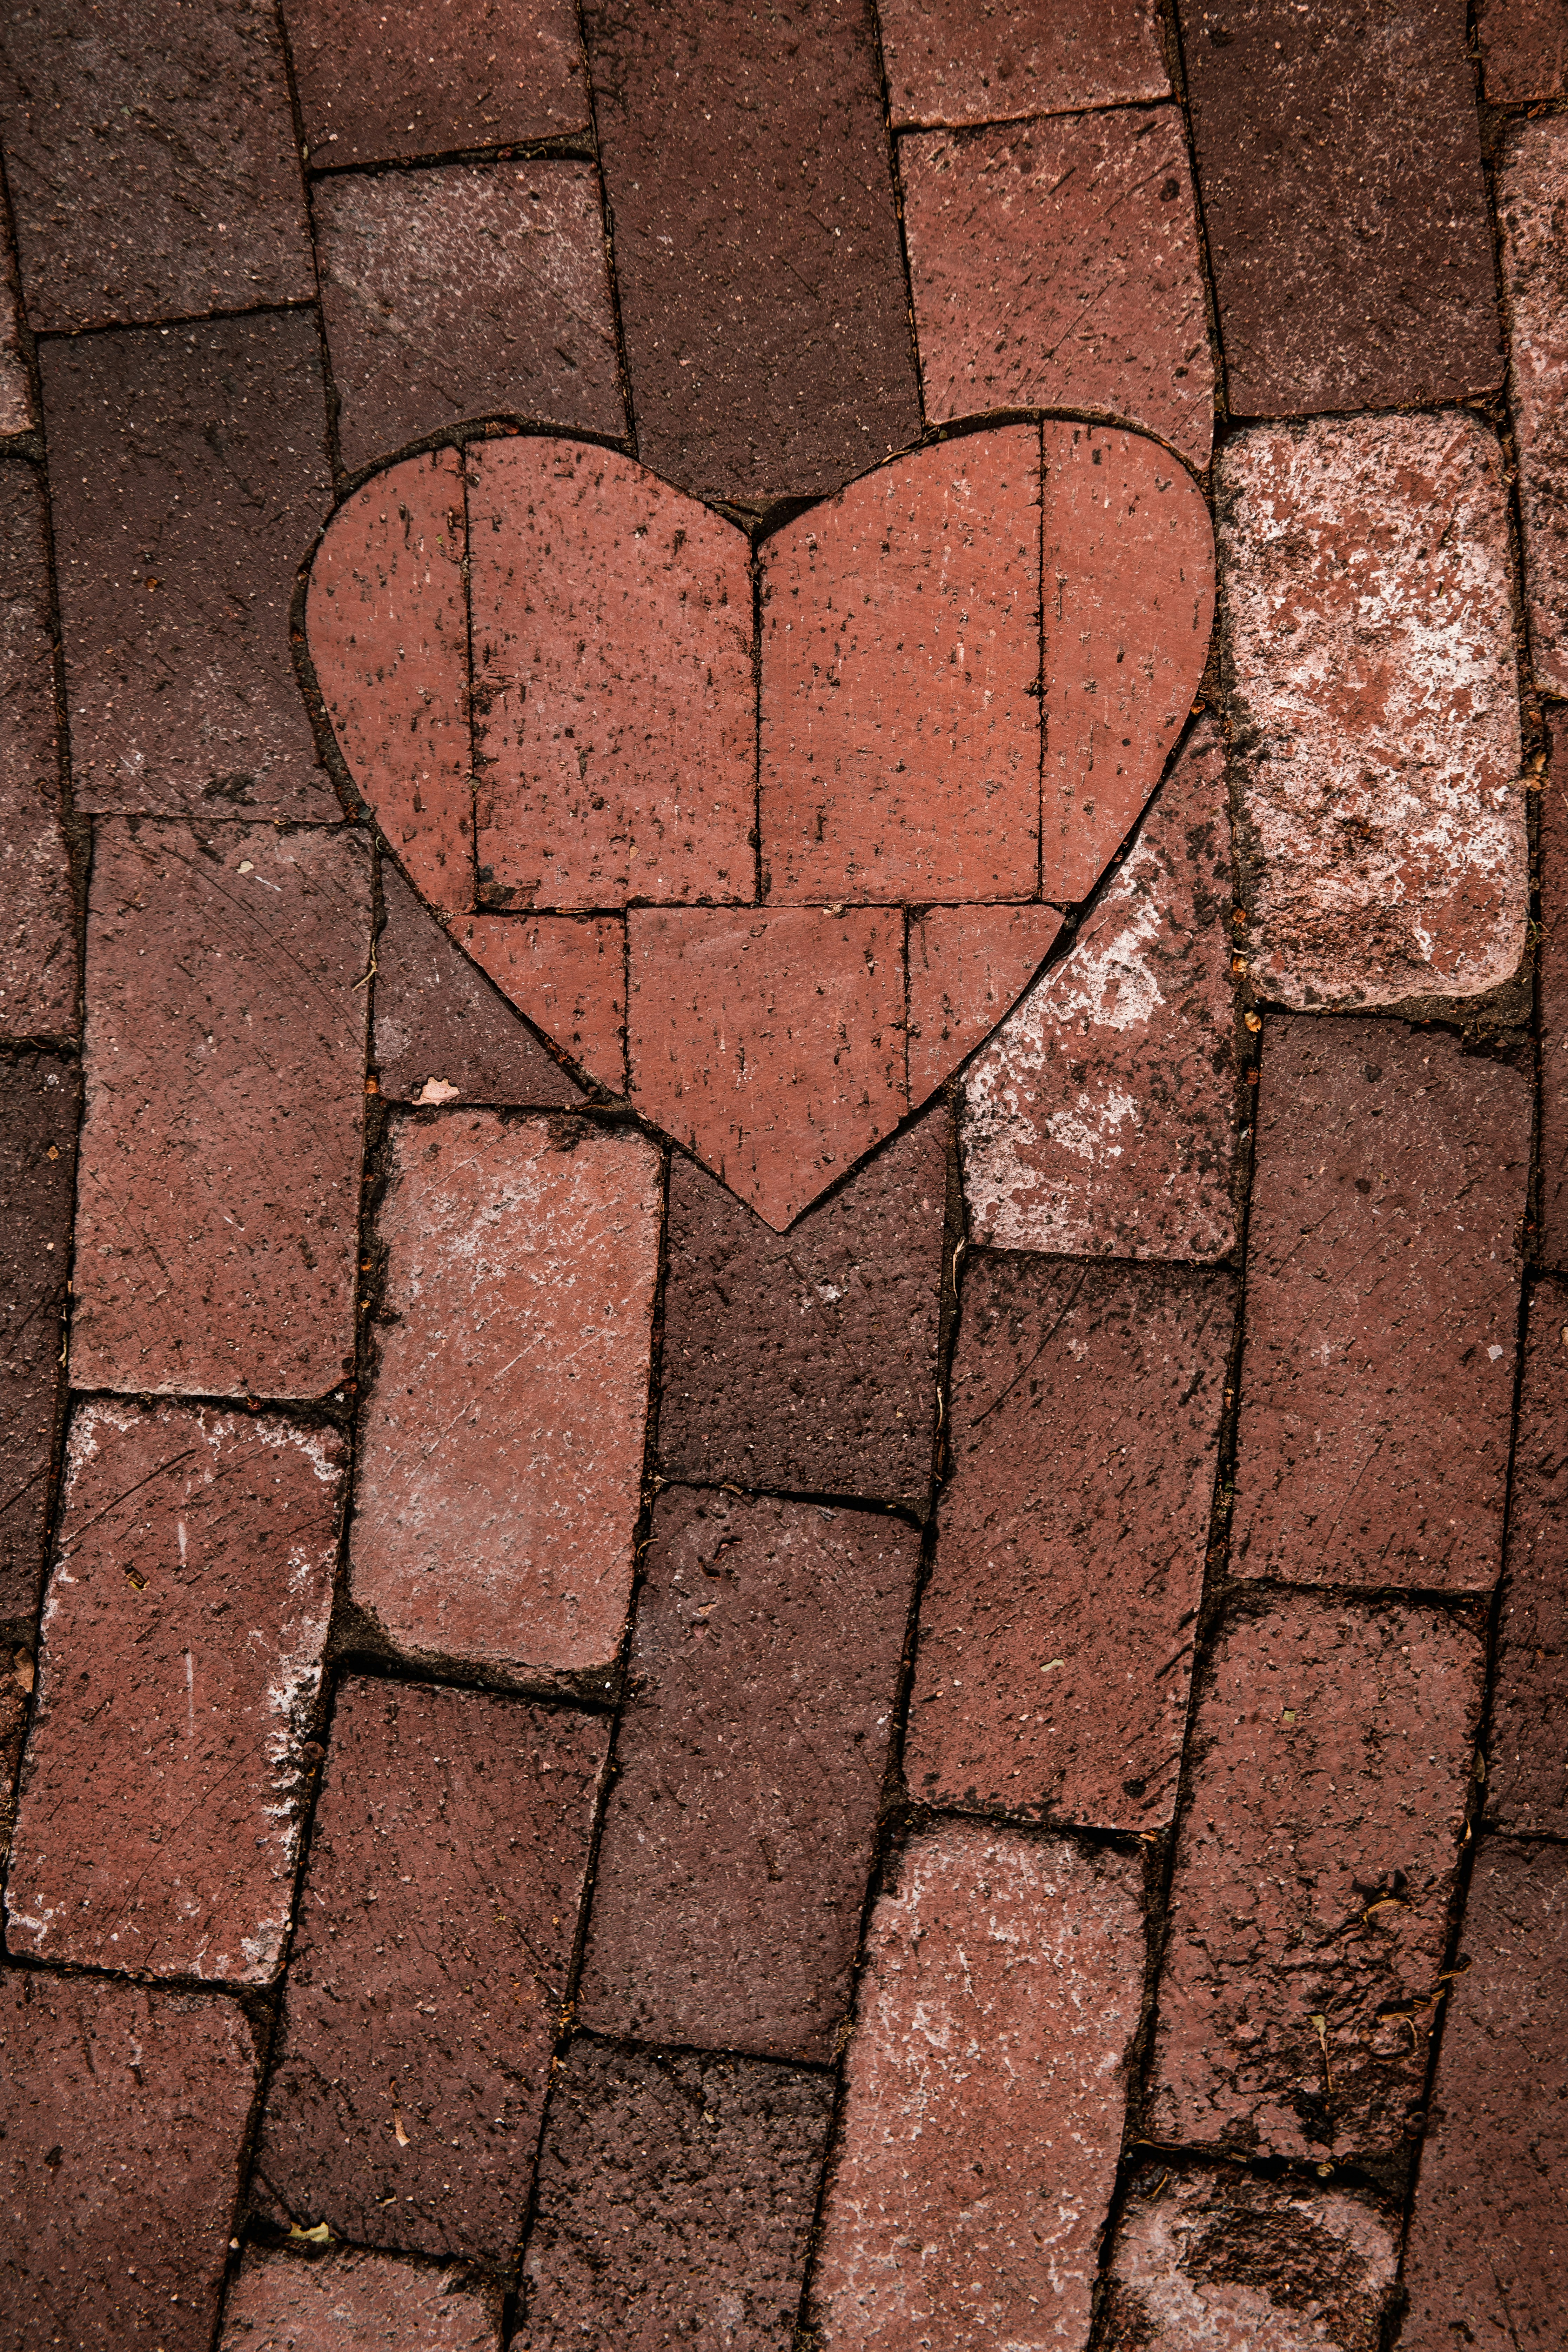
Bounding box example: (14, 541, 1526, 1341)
(0, 1053, 77, 1624)
(0, 466, 75, 1037)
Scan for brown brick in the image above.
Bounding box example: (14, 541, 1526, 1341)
(577, 1487, 920, 2062)
(1539, 727, 1568, 1267)
(0, 1053, 76, 1623)
(0, 1969, 259, 2352)
(880, 0, 1168, 127)
(350, 1111, 659, 1676)
(0, 467, 74, 1040)
(254, 1676, 608, 2260)
(0, 0, 312, 332)
(906, 1256, 1233, 1833)
(1177, 0, 1500, 416)
(0, 1677, 26, 1873)
(1231, 1018, 1528, 1593)
(6, 1401, 344, 1984)
(658, 1109, 946, 1510)
(221, 2246, 502, 2351)
(373, 867, 582, 1108)
(1478, 0, 1568, 100)
(812, 1825, 1144, 2349)
(0, 214, 31, 435)
(520, 2039, 834, 2350)
(1500, 116, 1568, 701)
(1146, 1596, 1483, 2162)
(45, 317, 337, 820)
(283, 0, 590, 165)
(582, 0, 920, 507)
(1487, 1280, 1568, 1834)
(71, 820, 371, 1398)
(455, 913, 626, 1093)
(317, 162, 623, 475)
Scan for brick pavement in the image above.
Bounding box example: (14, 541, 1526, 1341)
(0, 3, 1563, 2346)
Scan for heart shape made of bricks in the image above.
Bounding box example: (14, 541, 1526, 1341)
(308, 425, 1214, 1228)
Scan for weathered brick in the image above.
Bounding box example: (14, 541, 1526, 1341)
(1486, 1279, 1568, 1834)
(520, 2039, 834, 2350)
(0, 0, 312, 332)
(1220, 414, 1525, 1009)
(0, 1969, 258, 2352)
(72, 820, 371, 1398)
(455, 913, 626, 1093)
(577, 1487, 920, 2062)
(1479, 0, 1568, 100)
(45, 317, 337, 819)
(582, 0, 920, 507)
(0, 466, 75, 1038)
(6, 1401, 344, 1983)
(907, 1256, 1233, 1833)
(283, 0, 590, 164)
(0, 1053, 76, 1623)
(0, 214, 31, 435)
(350, 1111, 659, 1675)
(0, 1674, 26, 1872)
(373, 867, 581, 1108)
(1146, 1596, 1483, 2162)
(1400, 1840, 1568, 2351)
(907, 906, 1063, 1107)
(221, 2246, 502, 2350)
(901, 109, 1213, 466)
(1542, 730, 1568, 1274)
(1177, 0, 1500, 416)
(317, 162, 623, 475)
(1230, 1018, 1527, 1592)
(254, 1676, 607, 2260)
(1500, 116, 1568, 701)
(963, 720, 1241, 1259)
(812, 1825, 1144, 2349)
(881, 0, 1168, 127)
(658, 1109, 946, 1509)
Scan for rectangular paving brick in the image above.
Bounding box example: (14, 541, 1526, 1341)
(1229, 1018, 1528, 1592)
(1147, 1595, 1483, 2163)
(0, 1053, 77, 1624)
(373, 866, 582, 1108)
(350, 1111, 660, 1676)
(1177, 0, 1500, 417)
(881, 0, 1168, 127)
(520, 2039, 835, 2350)
(1479, 0, 1568, 99)
(0, 213, 31, 435)
(582, 0, 920, 506)
(6, 1401, 344, 1984)
(0, 0, 313, 332)
(1400, 1840, 1568, 2352)
(71, 820, 371, 1398)
(0, 464, 75, 1038)
(222, 2246, 503, 2351)
(659, 1109, 947, 1510)
(43, 316, 338, 819)
(284, 0, 590, 164)
(577, 1487, 920, 2062)
(1539, 725, 1568, 1267)
(1486, 1279, 1568, 1834)
(1500, 117, 1568, 701)
(812, 1825, 1144, 2350)
(0, 1969, 259, 2352)
(254, 1675, 608, 2261)
(907, 1255, 1233, 1833)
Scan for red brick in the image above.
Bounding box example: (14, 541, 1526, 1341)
(1399, 1840, 1568, 2352)
(0, 1969, 258, 2352)
(1500, 117, 1568, 701)
(1486, 1279, 1568, 1834)
(520, 2040, 834, 2350)
(1230, 1018, 1527, 1592)
(812, 1825, 1144, 2348)
(1539, 726, 1568, 1265)
(1146, 1596, 1483, 2162)
(0, 465, 75, 1038)
(456, 913, 626, 1092)
(0, 1678, 24, 1873)
(45, 317, 337, 820)
(471, 436, 754, 911)
(72, 820, 371, 1398)
(350, 1111, 659, 1676)
(221, 2247, 502, 2350)
(628, 906, 905, 1233)
(0, 213, 31, 435)
(0, 1054, 76, 1623)
(0, 0, 312, 332)
(316, 163, 623, 475)
(881, 0, 1168, 127)
(254, 1676, 607, 2260)
(283, 0, 589, 165)
(1219, 415, 1526, 1008)
(658, 1108, 947, 1509)
(582, 0, 920, 507)
(907, 1256, 1233, 1833)
(1177, 0, 1500, 416)
(577, 1487, 920, 2062)
(1479, 0, 1568, 101)
(901, 110, 1214, 467)
(373, 868, 582, 1109)
(907, 906, 1062, 1107)
(6, 1401, 343, 1983)
(760, 430, 1040, 905)
(963, 720, 1242, 1260)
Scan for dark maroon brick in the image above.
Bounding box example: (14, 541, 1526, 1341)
(1479, 0, 1568, 100)
(906, 1256, 1233, 1833)
(316, 162, 623, 475)
(255, 1676, 608, 2260)
(43, 316, 337, 819)
(1177, 0, 1500, 417)
(1400, 1840, 1568, 2351)
(373, 865, 581, 1108)
(1540, 728, 1568, 1268)
(0, 1053, 76, 1624)
(0, 1968, 259, 2352)
(0, 0, 312, 333)
(284, 0, 590, 165)
(520, 2039, 834, 2349)
(1230, 1017, 1528, 1592)
(1487, 1280, 1568, 1834)
(577, 1487, 920, 2062)
(658, 1109, 947, 1509)
(583, 0, 921, 507)
(222, 2246, 503, 2350)
(1501, 123, 1568, 704)
(0, 465, 75, 1039)
(0, 1674, 25, 1871)
(0, 215, 29, 435)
